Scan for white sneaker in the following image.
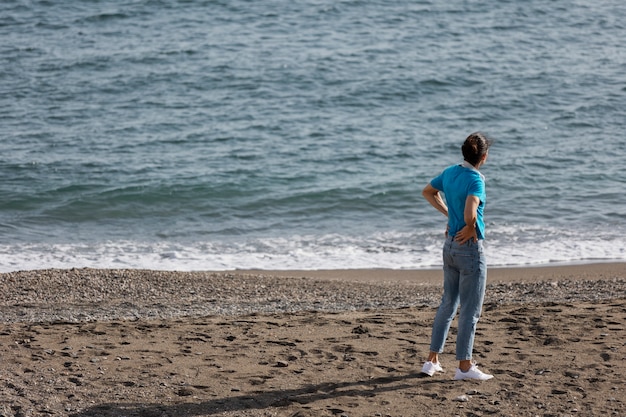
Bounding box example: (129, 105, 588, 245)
(454, 364, 494, 381)
(421, 361, 444, 376)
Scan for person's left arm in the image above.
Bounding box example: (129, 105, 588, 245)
(422, 183, 448, 218)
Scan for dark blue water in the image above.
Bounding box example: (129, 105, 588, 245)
(1, 0, 625, 272)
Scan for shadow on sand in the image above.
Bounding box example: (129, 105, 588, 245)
(70, 372, 442, 416)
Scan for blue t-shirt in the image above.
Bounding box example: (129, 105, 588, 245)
(430, 163, 486, 240)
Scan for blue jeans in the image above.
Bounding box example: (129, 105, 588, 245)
(429, 236, 487, 361)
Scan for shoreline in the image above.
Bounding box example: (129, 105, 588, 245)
(3, 260, 624, 279)
(234, 261, 626, 284)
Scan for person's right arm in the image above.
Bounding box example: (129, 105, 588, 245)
(454, 195, 479, 244)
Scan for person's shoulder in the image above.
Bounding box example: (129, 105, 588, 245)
(443, 164, 463, 174)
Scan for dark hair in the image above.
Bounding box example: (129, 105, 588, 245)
(462, 132, 492, 166)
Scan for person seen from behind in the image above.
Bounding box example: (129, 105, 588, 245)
(421, 132, 494, 381)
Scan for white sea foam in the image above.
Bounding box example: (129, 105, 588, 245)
(1, 225, 624, 273)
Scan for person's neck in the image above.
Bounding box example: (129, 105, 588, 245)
(462, 160, 480, 170)
(461, 160, 485, 180)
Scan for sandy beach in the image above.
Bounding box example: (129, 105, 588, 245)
(1, 263, 625, 416)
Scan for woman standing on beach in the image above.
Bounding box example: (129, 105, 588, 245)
(420, 132, 494, 381)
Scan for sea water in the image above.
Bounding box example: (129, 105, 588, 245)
(1, 0, 625, 272)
